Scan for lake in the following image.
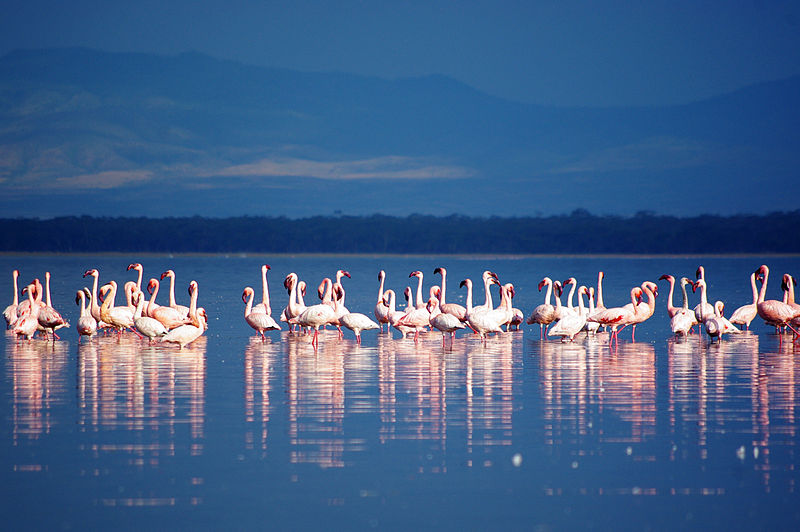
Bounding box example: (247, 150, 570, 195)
(2, 254, 799, 530)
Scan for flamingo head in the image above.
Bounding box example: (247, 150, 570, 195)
(147, 278, 158, 294)
(318, 278, 331, 300)
(643, 281, 658, 297)
(696, 266, 704, 279)
(553, 281, 563, 297)
(75, 291, 83, 305)
(433, 267, 444, 276)
(483, 270, 499, 281)
(338, 270, 351, 280)
(197, 308, 209, 329)
(538, 279, 546, 291)
(83, 269, 97, 278)
(459, 279, 470, 289)
(580, 286, 589, 297)
(404, 287, 412, 301)
(658, 274, 673, 282)
(562, 277, 576, 287)
(335, 285, 344, 300)
(409, 270, 422, 279)
(283, 273, 294, 292)
(160, 270, 171, 280)
(505, 283, 516, 298)
(378, 270, 385, 281)
(299, 282, 307, 296)
(188, 281, 197, 296)
(262, 264, 271, 273)
(127, 263, 141, 272)
(242, 287, 252, 303)
(692, 279, 705, 293)
(717, 301, 725, 316)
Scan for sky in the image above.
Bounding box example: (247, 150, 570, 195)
(3, 0, 800, 107)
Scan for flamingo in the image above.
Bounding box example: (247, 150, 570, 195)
(12, 283, 40, 341)
(132, 290, 168, 342)
(290, 278, 338, 348)
(729, 272, 758, 330)
(627, 281, 658, 341)
(433, 267, 467, 321)
(374, 270, 390, 330)
(83, 269, 111, 330)
(243, 286, 281, 340)
(397, 284, 435, 342)
(582, 287, 600, 335)
(659, 274, 681, 318)
(384, 288, 414, 339)
(160, 269, 190, 317)
(3, 269, 19, 328)
(503, 283, 524, 331)
(148, 278, 191, 330)
(527, 277, 558, 339)
(702, 297, 741, 342)
(331, 271, 352, 336)
(99, 282, 141, 338)
(37, 272, 70, 340)
(339, 312, 379, 344)
(595, 271, 607, 314)
(587, 286, 641, 345)
(754, 264, 800, 340)
(162, 281, 207, 349)
(281, 273, 307, 332)
(127, 263, 144, 292)
(694, 266, 715, 323)
(75, 288, 97, 342)
(427, 295, 465, 344)
(460, 277, 504, 339)
(669, 278, 696, 336)
(247, 264, 273, 315)
(548, 285, 587, 342)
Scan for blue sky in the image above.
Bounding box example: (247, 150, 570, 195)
(3, 0, 800, 107)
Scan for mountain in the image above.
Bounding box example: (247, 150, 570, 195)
(1, 47, 798, 218)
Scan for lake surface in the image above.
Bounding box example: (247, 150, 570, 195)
(2, 254, 800, 530)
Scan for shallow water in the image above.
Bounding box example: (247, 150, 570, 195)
(2, 255, 799, 530)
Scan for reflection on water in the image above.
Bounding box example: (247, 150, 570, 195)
(244, 337, 279, 455)
(540, 337, 656, 449)
(7, 338, 68, 443)
(75, 333, 206, 506)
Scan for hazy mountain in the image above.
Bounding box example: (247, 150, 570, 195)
(1, 47, 798, 218)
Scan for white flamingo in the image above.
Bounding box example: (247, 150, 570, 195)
(527, 277, 558, 338)
(75, 288, 98, 342)
(37, 272, 70, 340)
(132, 290, 168, 342)
(428, 295, 465, 344)
(729, 272, 758, 330)
(99, 282, 140, 338)
(162, 281, 207, 349)
(12, 283, 40, 341)
(460, 277, 504, 339)
(374, 270, 390, 330)
(548, 285, 587, 342)
(291, 278, 338, 348)
(160, 269, 190, 317)
(339, 312, 379, 344)
(3, 269, 19, 328)
(433, 267, 467, 321)
(243, 286, 281, 340)
(148, 278, 191, 330)
(669, 278, 696, 336)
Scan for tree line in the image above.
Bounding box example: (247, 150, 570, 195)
(0, 211, 798, 254)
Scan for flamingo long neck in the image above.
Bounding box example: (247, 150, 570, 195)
(45, 273, 52, 307)
(89, 273, 101, 320)
(553, 285, 562, 312)
(757, 267, 768, 304)
(577, 288, 586, 314)
(666, 277, 676, 312)
(297, 282, 307, 307)
(680, 279, 690, 311)
(565, 281, 576, 310)
(188, 284, 199, 326)
(168, 272, 178, 307)
(148, 280, 160, 315)
(415, 274, 424, 308)
(588, 288, 596, 313)
(483, 275, 493, 308)
(787, 276, 796, 305)
(700, 281, 709, 310)
(597, 272, 605, 308)
(134, 294, 145, 319)
(262, 267, 272, 314)
(386, 290, 396, 313)
(134, 268, 142, 292)
(464, 281, 474, 314)
(629, 288, 640, 315)
(244, 289, 254, 317)
(11, 271, 19, 306)
(377, 272, 385, 303)
(100, 286, 114, 321)
(642, 285, 656, 316)
(543, 279, 553, 306)
(748, 273, 758, 305)
(439, 270, 447, 304)
(287, 276, 299, 315)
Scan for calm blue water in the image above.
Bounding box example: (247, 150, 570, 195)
(2, 254, 799, 530)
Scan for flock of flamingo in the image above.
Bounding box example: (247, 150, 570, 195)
(3, 263, 800, 349)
